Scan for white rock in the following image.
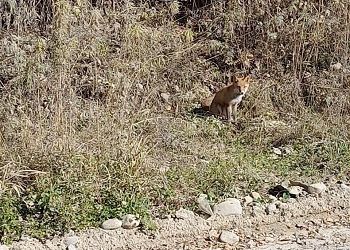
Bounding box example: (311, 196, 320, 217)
(219, 230, 239, 245)
(288, 186, 304, 196)
(272, 147, 282, 155)
(136, 83, 144, 90)
(64, 235, 79, 246)
(251, 192, 261, 200)
(0, 245, 9, 250)
(330, 62, 342, 70)
(340, 183, 350, 191)
(266, 203, 277, 214)
(122, 214, 140, 229)
(213, 198, 242, 216)
(268, 195, 277, 202)
(160, 92, 170, 102)
(67, 245, 77, 250)
(101, 218, 122, 230)
(244, 195, 253, 205)
(307, 182, 327, 194)
(197, 194, 213, 216)
(175, 208, 194, 219)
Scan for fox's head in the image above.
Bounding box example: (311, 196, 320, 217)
(235, 75, 251, 96)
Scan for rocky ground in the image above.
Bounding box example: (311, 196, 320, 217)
(5, 181, 350, 250)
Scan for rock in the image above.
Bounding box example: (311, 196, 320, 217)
(340, 183, 350, 191)
(197, 194, 213, 216)
(67, 245, 77, 250)
(272, 147, 282, 155)
(213, 198, 242, 216)
(101, 218, 122, 230)
(219, 230, 239, 245)
(136, 83, 144, 90)
(251, 192, 261, 200)
(266, 203, 277, 214)
(244, 195, 253, 205)
(175, 208, 195, 219)
(307, 182, 327, 194)
(283, 146, 293, 155)
(174, 85, 180, 92)
(122, 214, 140, 229)
(160, 92, 170, 103)
(330, 62, 342, 70)
(288, 186, 304, 196)
(268, 195, 277, 202)
(64, 236, 79, 246)
(0, 245, 9, 250)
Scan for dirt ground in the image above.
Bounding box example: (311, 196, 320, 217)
(8, 181, 350, 250)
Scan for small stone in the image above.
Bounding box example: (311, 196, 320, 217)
(330, 62, 342, 70)
(160, 92, 170, 103)
(165, 104, 172, 111)
(174, 85, 180, 92)
(251, 192, 261, 200)
(283, 146, 293, 155)
(64, 236, 79, 246)
(197, 194, 214, 216)
(307, 182, 327, 194)
(101, 218, 122, 230)
(244, 195, 253, 205)
(272, 147, 282, 155)
(213, 198, 242, 216)
(219, 230, 239, 245)
(266, 203, 277, 215)
(122, 214, 140, 229)
(67, 245, 77, 250)
(340, 183, 350, 191)
(175, 208, 195, 219)
(136, 83, 144, 90)
(288, 186, 304, 196)
(265, 236, 275, 242)
(268, 195, 277, 202)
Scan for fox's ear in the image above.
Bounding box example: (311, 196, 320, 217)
(244, 75, 252, 82)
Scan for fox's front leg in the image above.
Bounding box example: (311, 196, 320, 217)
(226, 105, 233, 122)
(233, 104, 238, 121)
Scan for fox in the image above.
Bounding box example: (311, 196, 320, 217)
(201, 75, 251, 122)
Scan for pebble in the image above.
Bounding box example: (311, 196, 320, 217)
(251, 192, 261, 200)
(272, 147, 282, 155)
(213, 198, 242, 216)
(219, 230, 239, 245)
(67, 245, 77, 250)
(64, 235, 79, 246)
(160, 92, 170, 102)
(175, 208, 195, 219)
(101, 218, 122, 230)
(266, 203, 277, 215)
(288, 186, 304, 196)
(122, 214, 140, 229)
(197, 194, 213, 216)
(244, 195, 254, 205)
(307, 182, 327, 194)
(268, 195, 277, 202)
(340, 183, 350, 191)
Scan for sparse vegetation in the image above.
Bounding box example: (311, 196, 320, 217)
(0, 0, 349, 244)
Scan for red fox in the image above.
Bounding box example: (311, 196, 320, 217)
(201, 75, 251, 122)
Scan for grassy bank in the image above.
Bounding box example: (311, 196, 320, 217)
(0, 0, 349, 243)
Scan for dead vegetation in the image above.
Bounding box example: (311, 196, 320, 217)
(0, 0, 349, 243)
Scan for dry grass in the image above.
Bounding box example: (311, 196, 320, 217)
(0, 0, 349, 243)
